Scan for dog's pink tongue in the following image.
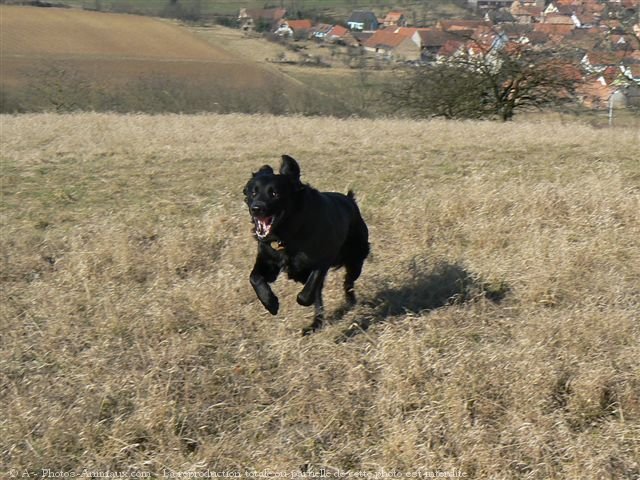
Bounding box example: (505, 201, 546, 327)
(256, 217, 272, 238)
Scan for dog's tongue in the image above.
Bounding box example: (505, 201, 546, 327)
(255, 216, 273, 239)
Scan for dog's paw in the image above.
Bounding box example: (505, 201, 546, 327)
(296, 291, 314, 307)
(301, 318, 323, 336)
(301, 324, 320, 336)
(264, 296, 279, 315)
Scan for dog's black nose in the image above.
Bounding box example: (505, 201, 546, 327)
(251, 203, 266, 215)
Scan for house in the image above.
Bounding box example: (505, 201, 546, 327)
(543, 2, 572, 16)
(544, 13, 576, 25)
(363, 29, 421, 60)
(510, 0, 544, 23)
(484, 9, 515, 24)
(327, 24, 348, 39)
(310, 23, 334, 40)
(325, 25, 358, 46)
(347, 11, 379, 31)
(239, 8, 286, 32)
(564, 27, 601, 49)
(351, 31, 374, 45)
(532, 22, 574, 42)
(416, 29, 462, 59)
(436, 20, 492, 32)
(437, 39, 467, 60)
(498, 23, 533, 41)
(382, 11, 407, 28)
(578, 77, 612, 109)
(621, 64, 640, 84)
(467, 0, 513, 9)
(519, 0, 545, 6)
(392, 27, 421, 46)
(581, 50, 628, 74)
(571, 12, 598, 28)
(468, 25, 509, 54)
(610, 34, 640, 51)
(578, 67, 625, 108)
(274, 19, 313, 38)
(519, 30, 551, 45)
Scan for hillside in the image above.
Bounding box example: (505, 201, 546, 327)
(0, 5, 340, 113)
(1, 113, 639, 477)
(5, 0, 468, 20)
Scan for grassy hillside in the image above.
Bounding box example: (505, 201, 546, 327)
(17, 0, 468, 20)
(1, 113, 639, 477)
(0, 5, 351, 114)
(1, 5, 255, 84)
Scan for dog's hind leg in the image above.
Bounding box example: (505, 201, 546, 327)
(302, 287, 325, 336)
(343, 260, 364, 306)
(341, 219, 369, 307)
(297, 268, 327, 307)
(299, 269, 327, 335)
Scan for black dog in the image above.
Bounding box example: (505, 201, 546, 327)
(244, 155, 369, 334)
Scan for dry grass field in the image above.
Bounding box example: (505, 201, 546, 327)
(0, 5, 449, 116)
(0, 6, 261, 86)
(1, 6, 330, 113)
(12, 0, 467, 20)
(1, 113, 639, 478)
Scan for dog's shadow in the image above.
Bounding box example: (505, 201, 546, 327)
(336, 261, 509, 341)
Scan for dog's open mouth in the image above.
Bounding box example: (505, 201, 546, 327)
(254, 216, 274, 239)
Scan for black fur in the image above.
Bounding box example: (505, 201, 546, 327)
(243, 155, 370, 334)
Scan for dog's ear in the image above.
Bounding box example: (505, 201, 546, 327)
(280, 155, 300, 182)
(255, 165, 274, 176)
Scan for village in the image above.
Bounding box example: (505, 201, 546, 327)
(237, 0, 640, 110)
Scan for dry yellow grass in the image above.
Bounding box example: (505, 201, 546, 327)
(0, 5, 288, 89)
(1, 113, 639, 478)
(0, 6, 354, 115)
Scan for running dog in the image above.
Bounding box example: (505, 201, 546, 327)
(243, 155, 369, 334)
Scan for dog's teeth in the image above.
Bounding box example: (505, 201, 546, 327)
(255, 217, 273, 239)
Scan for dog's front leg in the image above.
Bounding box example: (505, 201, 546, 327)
(250, 253, 280, 315)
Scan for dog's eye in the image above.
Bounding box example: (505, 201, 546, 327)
(269, 189, 279, 199)
(252, 187, 258, 197)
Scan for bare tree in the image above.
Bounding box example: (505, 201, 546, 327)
(388, 36, 583, 121)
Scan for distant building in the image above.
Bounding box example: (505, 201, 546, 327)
(347, 11, 379, 32)
(310, 23, 334, 40)
(238, 8, 286, 32)
(274, 19, 313, 38)
(382, 11, 407, 28)
(467, 0, 514, 9)
(363, 29, 421, 60)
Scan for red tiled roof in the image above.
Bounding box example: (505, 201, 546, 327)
(511, 4, 544, 17)
(328, 25, 348, 38)
(364, 29, 410, 49)
(392, 27, 418, 37)
(585, 51, 628, 67)
(417, 28, 460, 47)
(544, 13, 575, 25)
(384, 11, 404, 22)
(438, 39, 465, 57)
(532, 23, 574, 36)
(437, 20, 491, 32)
(286, 19, 312, 31)
(311, 23, 333, 35)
